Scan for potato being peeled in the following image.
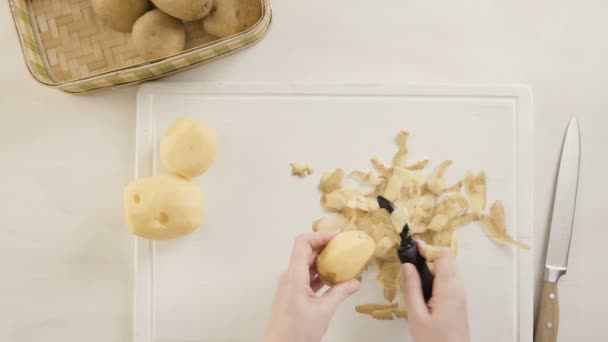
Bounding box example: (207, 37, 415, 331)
(132, 10, 186, 60)
(160, 117, 218, 178)
(202, 0, 262, 38)
(92, 0, 150, 33)
(152, 0, 213, 21)
(316, 231, 376, 285)
(124, 175, 204, 240)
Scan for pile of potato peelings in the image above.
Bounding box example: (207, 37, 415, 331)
(292, 130, 529, 321)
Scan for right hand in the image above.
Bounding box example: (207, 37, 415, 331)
(400, 240, 470, 342)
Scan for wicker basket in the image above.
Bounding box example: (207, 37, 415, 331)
(9, 0, 272, 93)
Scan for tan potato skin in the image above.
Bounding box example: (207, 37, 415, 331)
(92, 0, 150, 33)
(316, 231, 375, 285)
(152, 0, 213, 21)
(124, 175, 204, 240)
(202, 0, 262, 38)
(132, 10, 186, 60)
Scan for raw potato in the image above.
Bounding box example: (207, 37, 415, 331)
(203, 0, 262, 38)
(184, 21, 220, 48)
(316, 231, 375, 285)
(160, 117, 218, 178)
(152, 0, 213, 21)
(124, 175, 204, 240)
(92, 0, 150, 33)
(132, 10, 186, 60)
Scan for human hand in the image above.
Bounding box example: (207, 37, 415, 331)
(401, 240, 470, 342)
(263, 232, 361, 342)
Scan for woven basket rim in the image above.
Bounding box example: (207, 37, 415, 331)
(9, 0, 272, 89)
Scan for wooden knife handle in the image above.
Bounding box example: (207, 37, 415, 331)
(535, 281, 559, 342)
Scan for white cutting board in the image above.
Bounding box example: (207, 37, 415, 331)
(134, 83, 533, 342)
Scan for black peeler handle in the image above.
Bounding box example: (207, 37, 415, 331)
(376, 195, 433, 302)
(398, 243, 434, 303)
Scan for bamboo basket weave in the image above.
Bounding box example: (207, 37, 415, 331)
(9, 0, 272, 93)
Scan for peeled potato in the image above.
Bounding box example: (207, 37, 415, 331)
(152, 0, 213, 21)
(202, 0, 262, 38)
(316, 231, 375, 285)
(92, 0, 150, 33)
(124, 175, 204, 240)
(160, 117, 218, 178)
(132, 9, 186, 60)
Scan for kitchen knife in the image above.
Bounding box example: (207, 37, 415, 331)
(535, 117, 581, 342)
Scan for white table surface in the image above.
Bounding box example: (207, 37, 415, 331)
(0, 1, 606, 341)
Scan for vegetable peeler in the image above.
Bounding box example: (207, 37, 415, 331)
(377, 195, 434, 302)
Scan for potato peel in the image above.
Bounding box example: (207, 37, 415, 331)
(479, 202, 530, 249)
(290, 162, 314, 178)
(371, 308, 395, 320)
(319, 168, 344, 194)
(350, 170, 383, 185)
(321, 188, 362, 212)
(313, 214, 348, 232)
(390, 207, 409, 234)
(406, 159, 429, 170)
(355, 303, 398, 314)
(452, 213, 475, 229)
(465, 171, 486, 214)
(392, 131, 409, 167)
(393, 307, 408, 319)
(293, 130, 529, 322)
(374, 237, 396, 258)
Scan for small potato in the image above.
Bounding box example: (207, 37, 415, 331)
(203, 0, 262, 38)
(316, 231, 375, 285)
(132, 10, 186, 60)
(124, 175, 204, 240)
(160, 117, 218, 178)
(93, 0, 150, 33)
(152, 0, 213, 21)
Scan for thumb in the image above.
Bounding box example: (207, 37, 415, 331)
(320, 279, 361, 309)
(400, 264, 430, 320)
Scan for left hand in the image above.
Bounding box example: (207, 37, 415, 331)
(263, 231, 361, 342)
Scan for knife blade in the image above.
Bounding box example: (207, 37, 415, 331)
(535, 117, 581, 342)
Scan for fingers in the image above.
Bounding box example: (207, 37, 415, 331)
(319, 279, 360, 309)
(290, 232, 339, 266)
(288, 232, 339, 285)
(416, 240, 443, 263)
(400, 263, 430, 320)
(310, 276, 325, 293)
(431, 247, 458, 279)
(307, 250, 319, 267)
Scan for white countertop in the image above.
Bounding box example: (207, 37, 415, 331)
(1, 1, 606, 341)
